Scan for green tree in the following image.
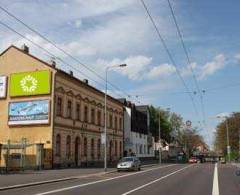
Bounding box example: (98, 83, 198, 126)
(214, 112, 240, 159)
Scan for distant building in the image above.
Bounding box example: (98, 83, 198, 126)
(119, 99, 154, 158)
(0, 45, 124, 169)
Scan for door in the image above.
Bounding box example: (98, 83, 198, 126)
(75, 137, 80, 166)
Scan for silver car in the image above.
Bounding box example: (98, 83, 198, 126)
(117, 157, 141, 171)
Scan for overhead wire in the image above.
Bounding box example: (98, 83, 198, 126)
(0, 5, 141, 103)
(166, 0, 210, 144)
(140, 0, 200, 117)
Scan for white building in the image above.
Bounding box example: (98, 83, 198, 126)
(120, 100, 154, 158)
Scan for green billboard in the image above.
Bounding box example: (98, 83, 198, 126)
(10, 70, 51, 97)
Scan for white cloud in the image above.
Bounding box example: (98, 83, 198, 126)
(74, 20, 82, 28)
(199, 54, 226, 79)
(234, 53, 240, 63)
(145, 63, 175, 79)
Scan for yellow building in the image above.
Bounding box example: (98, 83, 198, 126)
(0, 45, 124, 169)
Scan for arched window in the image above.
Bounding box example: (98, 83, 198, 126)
(56, 134, 61, 156)
(115, 140, 118, 157)
(84, 137, 87, 157)
(91, 138, 95, 159)
(97, 139, 101, 159)
(66, 135, 71, 159)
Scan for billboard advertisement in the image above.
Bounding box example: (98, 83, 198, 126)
(0, 76, 7, 98)
(10, 70, 51, 97)
(8, 100, 50, 125)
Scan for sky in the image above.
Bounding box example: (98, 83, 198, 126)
(0, 0, 240, 148)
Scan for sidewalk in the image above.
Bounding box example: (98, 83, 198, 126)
(0, 167, 115, 188)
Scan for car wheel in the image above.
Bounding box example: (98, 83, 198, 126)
(138, 167, 141, 171)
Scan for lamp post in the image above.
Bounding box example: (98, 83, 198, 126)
(104, 64, 127, 172)
(158, 107, 170, 165)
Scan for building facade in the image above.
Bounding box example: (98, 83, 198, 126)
(0, 45, 124, 169)
(120, 99, 154, 158)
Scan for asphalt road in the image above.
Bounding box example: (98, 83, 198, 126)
(0, 163, 239, 195)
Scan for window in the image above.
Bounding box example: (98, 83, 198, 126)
(67, 100, 72, 118)
(91, 108, 95, 124)
(119, 118, 122, 130)
(109, 114, 113, 128)
(91, 138, 95, 159)
(114, 116, 117, 129)
(56, 97, 62, 116)
(56, 134, 61, 156)
(84, 106, 88, 122)
(84, 137, 87, 157)
(115, 140, 118, 156)
(76, 103, 80, 121)
(97, 139, 101, 159)
(66, 135, 71, 159)
(119, 141, 122, 158)
(97, 110, 101, 126)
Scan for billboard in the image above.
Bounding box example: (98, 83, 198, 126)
(10, 70, 51, 97)
(0, 76, 7, 98)
(8, 100, 50, 125)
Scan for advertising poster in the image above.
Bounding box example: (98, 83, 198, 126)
(10, 70, 51, 97)
(0, 76, 7, 98)
(8, 100, 50, 125)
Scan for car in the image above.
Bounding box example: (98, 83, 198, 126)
(220, 157, 226, 164)
(188, 157, 198, 163)
(117, 157, 141, 172)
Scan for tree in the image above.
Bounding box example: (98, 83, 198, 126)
(214, 112, 240, 159)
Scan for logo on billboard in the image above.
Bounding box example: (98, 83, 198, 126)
(20, 75, 38, 92)
(10, 70, 51, 97)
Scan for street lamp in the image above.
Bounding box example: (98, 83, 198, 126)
(216, 115, 231, 162)
(104, 64, 127, 172)
(158, 107, 170, 165)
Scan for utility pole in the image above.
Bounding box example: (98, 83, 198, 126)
(158, 109, 161, 165)
(225, 119, 231, 162)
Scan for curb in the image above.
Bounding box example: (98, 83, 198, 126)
(0, 164, 158, 191)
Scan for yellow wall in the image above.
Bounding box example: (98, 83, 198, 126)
(0, 47, 55, 161)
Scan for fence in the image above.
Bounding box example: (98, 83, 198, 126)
(0, 138, 43, 173)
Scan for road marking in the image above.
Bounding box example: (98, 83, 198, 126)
(212, 163, 219, 195)
(121, 164, 194, 195)
(35, 164, 177, 195)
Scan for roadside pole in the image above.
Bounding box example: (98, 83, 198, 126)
(158, 109, 161, 165)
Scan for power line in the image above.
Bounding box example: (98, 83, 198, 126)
(140, 0, 200, 117)
(166, 0, 207, 127)
(0, 5, 139, 103)
(0, 21, 130, 101)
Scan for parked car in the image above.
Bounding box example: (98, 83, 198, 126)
(117, 157, 141, 171)
(188, 157, 199, 163)
(220, 157, 226, 164)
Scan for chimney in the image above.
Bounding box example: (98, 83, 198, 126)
(83, 79, 88, 84)
(21, 44, 29, 54)
(69, 70, 73, 77)
(50, 57, 56, 68)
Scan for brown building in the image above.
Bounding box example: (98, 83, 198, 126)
(0, 45, 124, 169)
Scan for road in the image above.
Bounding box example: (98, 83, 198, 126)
(0, 163, 239, 195)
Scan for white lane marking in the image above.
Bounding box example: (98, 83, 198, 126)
(121, 164, 194, 195)
(35, 164, 177, 195)
(212, 163, 219, 195)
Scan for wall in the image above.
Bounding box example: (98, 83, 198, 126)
(0, 46, 55, 168)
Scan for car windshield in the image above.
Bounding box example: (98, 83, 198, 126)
(120, 157, 134, 162)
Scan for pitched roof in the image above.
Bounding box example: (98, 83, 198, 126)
(0, 45, 123, 106)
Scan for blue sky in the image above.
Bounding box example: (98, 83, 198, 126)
(0, 0, 240, 147)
